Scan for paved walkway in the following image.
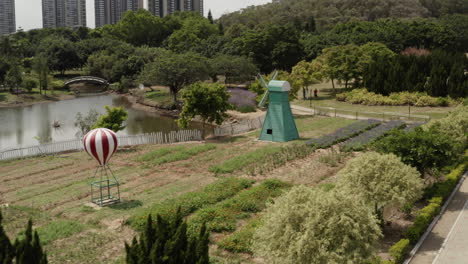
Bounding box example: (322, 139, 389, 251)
(409, 173, 468, 264)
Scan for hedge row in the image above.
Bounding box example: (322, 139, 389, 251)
(387, 154, 467, 264)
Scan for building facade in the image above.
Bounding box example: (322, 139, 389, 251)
(42, 0, 87, 28)
(148, 0, 203, 17)
(95, 0, 144, 27)
(0, 0, 16, 35)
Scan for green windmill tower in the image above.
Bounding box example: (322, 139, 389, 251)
(258, 73, 299, 142)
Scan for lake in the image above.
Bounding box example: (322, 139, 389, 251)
(0, 94, 203, 151)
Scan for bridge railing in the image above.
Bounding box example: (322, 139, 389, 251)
(65, 76, 109, 85)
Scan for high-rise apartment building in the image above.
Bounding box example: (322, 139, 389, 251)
(95, 0, 144, 27)
(148, 0, 203, 17)
(0, 0, 16, 35)
(42, 0, 87, 28)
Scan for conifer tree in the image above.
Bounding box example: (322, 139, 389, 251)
(14, 219, 47, 264)
(0, 211, 14, 264)
(125, 208, 209, 264)
(207, 10, 214, 24)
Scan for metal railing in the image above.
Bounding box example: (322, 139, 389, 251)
(0, 129, 202, 161)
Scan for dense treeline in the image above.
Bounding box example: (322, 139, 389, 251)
(363, 51, 468, 98)
(219, 0, 467, 32)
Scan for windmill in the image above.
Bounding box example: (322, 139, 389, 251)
(258, 72, 299, 142)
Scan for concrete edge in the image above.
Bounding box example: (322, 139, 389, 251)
(403, 170, 468, 264)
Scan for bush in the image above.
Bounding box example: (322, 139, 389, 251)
(22, 77, 38, 91)
(389, 239, 411, 264)
(372, 128, 459, 174)
(337, 89, 457, 106)
(218, 217, 263, 253)
(425, 105, 468, 148)
(49, 79, 65, 90)
(424, 163, 466, 199)
(405, 198, 442, 244)
(253, 186, 381, 264)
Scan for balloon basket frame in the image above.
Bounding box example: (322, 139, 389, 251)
(90, 165, 120, 206)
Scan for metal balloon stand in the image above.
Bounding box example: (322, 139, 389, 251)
(90, 165, 121, 206)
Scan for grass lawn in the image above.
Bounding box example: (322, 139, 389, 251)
(0, 88, 73, 106)
(143, 87, 174, 108)
(293, 82, 456, 120)
(0, 115, 358, 263)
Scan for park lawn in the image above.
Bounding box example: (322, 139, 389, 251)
(0, 88, 73, 106)
(0, 115, 357, 264)
(143, 87, 174, 108)
(293, 82, 456, 120)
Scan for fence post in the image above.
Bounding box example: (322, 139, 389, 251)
(334, 108, 337, 117)
(355, 111, 358, 120)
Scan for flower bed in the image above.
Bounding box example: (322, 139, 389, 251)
(305, 119, 381, 148)
(341, 121, 405, 151)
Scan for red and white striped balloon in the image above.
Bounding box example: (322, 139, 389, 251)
(83, 128, 118, 166)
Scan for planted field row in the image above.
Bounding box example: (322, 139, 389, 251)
(341, 120, 405, 151)
(138, 144, 216, 165)
(305, 120, 381, 148)
(128, 177, 254, 230)
(218, 217, 262, 254)
(188, 179, 291, 234)
(209, 146, 283, 174)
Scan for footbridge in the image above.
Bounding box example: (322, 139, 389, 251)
(65, 76, 109, 86)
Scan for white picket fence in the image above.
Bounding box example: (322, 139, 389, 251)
(0, 130, 202, 161)
(214, 116, 265, 137)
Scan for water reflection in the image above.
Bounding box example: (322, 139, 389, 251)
(0, 95, 204, 150)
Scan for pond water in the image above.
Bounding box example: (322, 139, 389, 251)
(0, 95, 203, 150)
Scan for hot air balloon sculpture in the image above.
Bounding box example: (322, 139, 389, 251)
(83, 128, 121, 206)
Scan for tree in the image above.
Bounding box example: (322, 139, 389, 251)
(125, 210, 209, 264)
(253, 185, 381, 264)
(335, 152, 424, 220)
(290, 60, 322, 99)
(36, 36, 80, 75)
(178, 82, 231, 138)
(93, 106, 128, 133)
(166, 15, 219, 53)
(208, 54, 257, 84)
(138, 52, 209, 104)
(5, 61, 22, 94)
(14, 219, 48, 264)
(75, 109, 100, 137)
(0, 211, 14, 264)
(373, 128, 460, 174)
(207, 10, 214, 24)
(32, 53, 49, 95)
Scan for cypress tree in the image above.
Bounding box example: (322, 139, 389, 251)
(207, 10, 214, 24)
(195, 223, 209, 264)
(15, 219, 47, 264)
(0, 210, 14, 264)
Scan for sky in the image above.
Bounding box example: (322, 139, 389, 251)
(15, 0, 272, 31)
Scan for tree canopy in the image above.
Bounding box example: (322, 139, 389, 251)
(253, 185, 381, 264)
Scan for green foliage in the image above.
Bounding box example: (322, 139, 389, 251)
(425, 105, 468, 148)
(290, 60, 322, 99)
(4, 61, 22, 91)
(139, 144, 217, 165)
(0, 211, 14, 264)
(32, 54, 49, 94)
(208, 146, 283, 174)
(74, 109, 100, 137)
(93, 106, 128, 132)
(13, 219, 48, 264)
(125, 210, 209, 264)
(36, 220, 85, 245)
(336, 152, 424, 211)
(189, 179, 291, 233)
(337, 88, 457, 106)
(405, 198, 442, 244)
(372, 128, 459, 173)
(208, 54, 257, 84)
(389, 239, 411, 264)
(21, 77, 37, 92)
(177, 83, 231, 136)
(36, 36, 80, 75)
(138, 52, 209, 103)
(423, 163, 466, 200)
(129, 178, 254, 230)
(253, 185, 382, 264)
(218, 217, 263, 253)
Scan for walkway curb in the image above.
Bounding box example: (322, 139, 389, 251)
(403, 171, 468, 264)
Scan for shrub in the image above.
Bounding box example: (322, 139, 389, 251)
(336, 152, 424, 216)
(218, 217, 263, 253)
(125, 211, 209, 264)
(405, 198, 442, 244)
(253, 186, 382, 264)
(49, 79, 65, 90)
(372, 128, 459, 174)
(425, 105, 468, 148)
(22, 77, 38, 92)
(389, 239, 411, 264)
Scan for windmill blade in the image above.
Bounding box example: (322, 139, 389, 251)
(257, 73, 269, 108)
(258, 73, 269, 90)
(270, 70, 279, 81)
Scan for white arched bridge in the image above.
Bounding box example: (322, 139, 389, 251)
(64, 76, 109, 86)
